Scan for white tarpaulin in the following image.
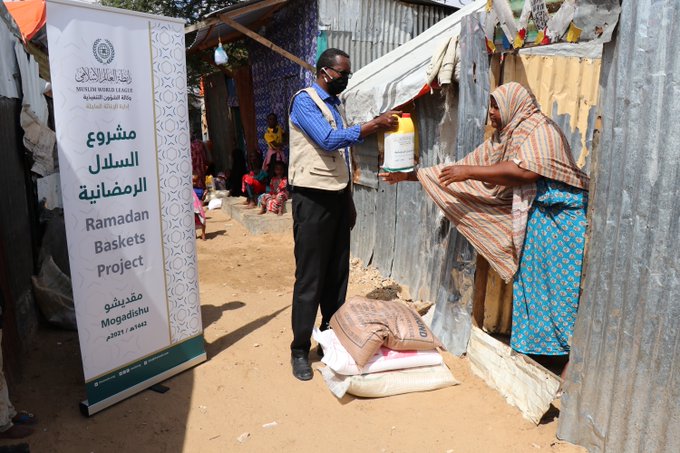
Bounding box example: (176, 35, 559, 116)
(46, 0, 205, 415)
(341, 0, 485, 125)
(417, 0, 477, 7)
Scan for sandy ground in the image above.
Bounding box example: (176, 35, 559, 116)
(4, 209, 585, 453)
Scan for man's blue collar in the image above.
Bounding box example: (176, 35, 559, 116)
(312, 83, 341, 105)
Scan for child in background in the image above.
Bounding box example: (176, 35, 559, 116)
(241, 155, 268, 208)
(193, 190, 206, 241)
(192, 174, 205, 201)
(258, 161, 289, 216)
(214, 172, 228, 191)
(263, 113, 287, 171)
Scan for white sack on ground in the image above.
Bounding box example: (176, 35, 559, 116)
(320, 363, 459, 399)
(313, 328, 443, 376)
(207, 198, 223, 210)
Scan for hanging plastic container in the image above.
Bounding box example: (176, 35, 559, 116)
(214, 39, 229, 66)
(382, 113, 415, 172)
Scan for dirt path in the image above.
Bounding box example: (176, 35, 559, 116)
(5, 209, 584, 453)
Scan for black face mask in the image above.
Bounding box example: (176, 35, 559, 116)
(323, 69, 349, 95)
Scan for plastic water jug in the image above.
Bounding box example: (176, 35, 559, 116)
(382, 113, 415, 172)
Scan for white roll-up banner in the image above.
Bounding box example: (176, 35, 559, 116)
(46, 0, 206, 415)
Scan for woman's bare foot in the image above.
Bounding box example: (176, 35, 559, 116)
(245, 201, 257, 209)
(0, 424, 34, 439)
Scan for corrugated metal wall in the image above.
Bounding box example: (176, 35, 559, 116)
(0, 96, 39, 376)
(558, 1, 680, 452)
(429, 13, 489, 355)
(319, 0, 450, 70)
(0, 3, 40, 375)
(350, 14, 488, 355)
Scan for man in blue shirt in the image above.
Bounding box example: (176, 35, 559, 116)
(288, 48, 399, 381)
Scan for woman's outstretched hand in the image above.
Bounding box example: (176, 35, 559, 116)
(438, 165, 470, 187)
(379, 171, 411, 185)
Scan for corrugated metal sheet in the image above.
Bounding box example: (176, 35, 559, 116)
(13, 38, 55, 177)
(0, 2, 21, 99)
(350, 93, 451, 295)
(0, 96, 38, 345)
(558, 1, 680, 452)
(0, 2, 44, 351)
(13, 40, 48, 125)
(429, 12, 488, 355)
(204, 72, 234, 171)
(350, 13, 488, 355)
(320, 0, 450, 70)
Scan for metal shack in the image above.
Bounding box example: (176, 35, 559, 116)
(0, 1, 61, 378)
(343, 1, 679, 451)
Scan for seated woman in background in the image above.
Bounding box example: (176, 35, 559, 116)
(263, 113, 287, 171)
(380, 82, 589, 378)
(258, 161, 289, 216)
(241, 155, 268, 208)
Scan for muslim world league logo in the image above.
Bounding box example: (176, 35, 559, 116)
(92, 39, 115, 65)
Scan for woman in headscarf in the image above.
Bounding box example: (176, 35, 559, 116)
(380, 82, 589, 362)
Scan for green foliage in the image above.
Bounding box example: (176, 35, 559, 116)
(101, 0, 236, 25)
(101, 0, 249, 92)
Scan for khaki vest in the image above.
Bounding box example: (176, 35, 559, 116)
(288, 87, 350, 191)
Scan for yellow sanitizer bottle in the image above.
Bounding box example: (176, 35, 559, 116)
(382, 113, 415, 172)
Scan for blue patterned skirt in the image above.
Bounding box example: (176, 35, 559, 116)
(511, 179, 588, 356)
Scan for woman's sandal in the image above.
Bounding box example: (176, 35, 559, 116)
(12, 411, 37, 425)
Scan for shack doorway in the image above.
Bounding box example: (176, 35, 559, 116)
(465, 49, 602, 423)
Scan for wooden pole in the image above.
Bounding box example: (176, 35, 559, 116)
(200, 55, 234, 77)
(218, 15, 315, 73)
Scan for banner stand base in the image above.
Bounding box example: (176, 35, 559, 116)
(149, 384, 170, 394)
(79, 353, 206, 417)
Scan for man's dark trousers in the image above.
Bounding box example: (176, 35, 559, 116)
(290, 187, 350, 355)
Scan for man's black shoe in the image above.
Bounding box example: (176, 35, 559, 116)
(291, 355, 313, 381)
